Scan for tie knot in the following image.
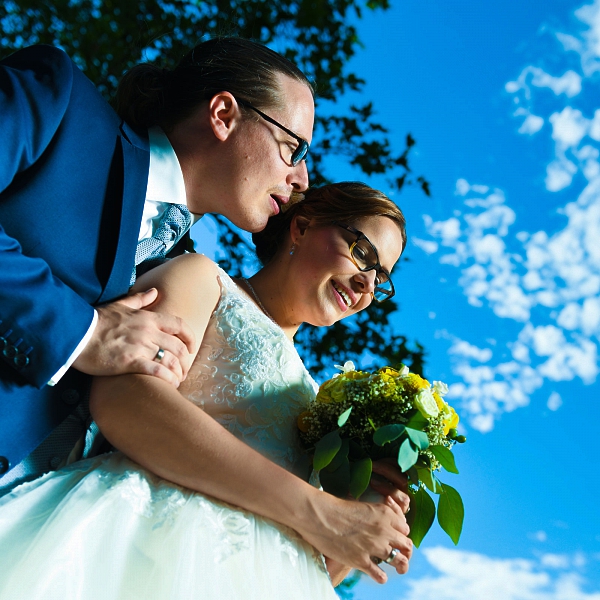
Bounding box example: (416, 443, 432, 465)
(131, 203, 193, 285)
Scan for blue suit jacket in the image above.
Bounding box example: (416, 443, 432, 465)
(0, 45, 150, 475)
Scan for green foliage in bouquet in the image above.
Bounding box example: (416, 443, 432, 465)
(298, 362, 467, 547)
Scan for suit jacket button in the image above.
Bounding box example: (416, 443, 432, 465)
(0, 456, 9, 475)
(3, 345, 17, 359)
(62, 389, 80, 405)
(13, 353, 30, 369)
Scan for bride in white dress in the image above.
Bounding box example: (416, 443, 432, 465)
(0, 183, 412, 599)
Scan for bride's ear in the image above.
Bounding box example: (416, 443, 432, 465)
(290, 215, 311, 243)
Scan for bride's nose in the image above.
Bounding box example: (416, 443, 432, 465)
(353, 269, 377, 295)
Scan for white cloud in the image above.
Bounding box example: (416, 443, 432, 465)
(448, 339, 492, 362)
(540, 554, 571, 569)
(550, 107, 588, 148)
(519, 113, 545, 135)
(573, 0, 600, 76)
(412, 237, 438, 254)
(403, 547, 600, 600)
(529, 530, 548, 542)
(547, 391, 563, 410)
(506, 66, 582, 98)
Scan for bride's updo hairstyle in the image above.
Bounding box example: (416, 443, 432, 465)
(253, 182, 407, 266)
(115, 37, 314, 131)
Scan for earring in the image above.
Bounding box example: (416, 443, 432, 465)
(289, 243, 297, 256)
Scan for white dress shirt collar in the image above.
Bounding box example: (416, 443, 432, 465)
(146, 126, 188, 206)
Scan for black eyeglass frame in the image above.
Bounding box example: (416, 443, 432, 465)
(332, 221, 396, 302)
(236, 98, 310, 167)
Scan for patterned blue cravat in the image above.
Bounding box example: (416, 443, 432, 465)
(130, 203, 192, 285)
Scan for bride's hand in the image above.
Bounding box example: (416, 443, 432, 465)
(324, 556, 353, 587)
(300, 492, 412, 584)
(369, 458, 411, 514)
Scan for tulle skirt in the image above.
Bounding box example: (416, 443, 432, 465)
(0, 453, 337, 600)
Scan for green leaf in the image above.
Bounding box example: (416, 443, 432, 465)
(406, 466, 420, 486)
(438, 483, 464, 545)
(397, 437, 419, 472)
(430, 445, 459, 474)
(406, 427, 429, 450)
(320, 457, 351, 498)
(313, 430, 342, 471)
(405, 410, 428, 430)
(337, 406, 353, 428)
(324, 438, 350, 472)
(406, 487, 436, 548)
(349, 458, 372, 499)
(373, 423, 406, 446)
(416, 466, 441, 494)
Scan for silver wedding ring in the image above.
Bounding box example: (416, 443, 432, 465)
(154, 348, 165, 362)
(384, 548, 399, 564)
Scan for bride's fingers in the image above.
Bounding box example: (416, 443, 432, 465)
(361, 559, 388, 584)
(369, 476, 410, 514)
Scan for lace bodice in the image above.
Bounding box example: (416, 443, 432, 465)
(178, 268, 318, 479)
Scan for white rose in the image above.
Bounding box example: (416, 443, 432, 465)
(414, 387, 440, 418)
(433, 380, 449, 396)
(334, 361, 356, 373)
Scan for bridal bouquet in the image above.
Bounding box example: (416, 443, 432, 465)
(298, 362, 466, 547)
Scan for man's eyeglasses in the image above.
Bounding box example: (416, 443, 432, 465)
(236, 98, 310, 167)
(333, 221, 395, 302)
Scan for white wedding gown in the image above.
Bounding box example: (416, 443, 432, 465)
(0, 269, 338, 600)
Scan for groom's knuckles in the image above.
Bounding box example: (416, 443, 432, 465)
(158, 314, 195, 350)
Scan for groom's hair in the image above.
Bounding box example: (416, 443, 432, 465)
(115, 37, 314, 130)
(253, 182, 407, 266)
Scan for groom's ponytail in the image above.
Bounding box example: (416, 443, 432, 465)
(115, 37, 314, 131)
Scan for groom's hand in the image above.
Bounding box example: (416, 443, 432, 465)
(73, 288, 195, 387)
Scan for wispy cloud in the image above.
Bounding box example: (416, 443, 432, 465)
(403, 547, 600, 600)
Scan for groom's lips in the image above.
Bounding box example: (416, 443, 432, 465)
(269, 195, 281, 215)
(270, 194, 290, 211)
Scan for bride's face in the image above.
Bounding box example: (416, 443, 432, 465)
(288, 215, 403, 327)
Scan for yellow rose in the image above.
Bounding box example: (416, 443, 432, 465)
(442, 405, 460, 435)
(315, 370, 369, 403)
(378, 366, 399, 377)
(405, 373, 430, 392)
(434, 392, 445, 411)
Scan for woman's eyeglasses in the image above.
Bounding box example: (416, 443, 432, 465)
(333, 221, 395, 302)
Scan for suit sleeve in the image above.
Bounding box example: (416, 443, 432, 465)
(0, 46, 96, 388)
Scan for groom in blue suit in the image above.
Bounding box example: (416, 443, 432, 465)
(0, 39, 314, 492)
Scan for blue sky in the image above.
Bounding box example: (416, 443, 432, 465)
(194, 1, 600, 598)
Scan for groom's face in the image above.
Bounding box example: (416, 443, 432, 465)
(219, 75, 315, 232)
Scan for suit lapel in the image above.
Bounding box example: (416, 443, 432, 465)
(97, 123, 149, 304)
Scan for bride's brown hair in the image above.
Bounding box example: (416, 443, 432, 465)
(252, 182, 407, 266)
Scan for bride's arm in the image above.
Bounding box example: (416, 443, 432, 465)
(90, 254, 412, 584)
